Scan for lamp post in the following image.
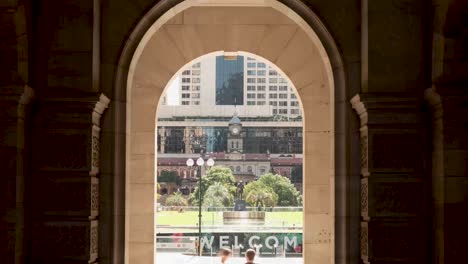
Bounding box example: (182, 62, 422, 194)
(186, 155, 214, 256)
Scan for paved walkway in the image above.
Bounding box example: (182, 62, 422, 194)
(156, 252, 303, 264)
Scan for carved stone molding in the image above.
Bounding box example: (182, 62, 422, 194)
(29, 93, 109, 263)
(351, 93, 427, 263)
(360, 222, 369, 263)
(90, 177, 99, 218)
(361, 179, 369, 220)
(360, 127, 369, 177)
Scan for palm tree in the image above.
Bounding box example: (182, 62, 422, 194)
(245, 187, 277, 209)
(202, 182, 233, 208)
(166, 191, 188, 206)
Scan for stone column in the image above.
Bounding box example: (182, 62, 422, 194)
(30, 93, 109, 263)
(0, 85, 34, 264)
(434, 82, 468, 264)
(351, 94, 429, 264)
(424, 87, 444, 263)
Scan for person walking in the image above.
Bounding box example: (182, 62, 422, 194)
(245, 248, 257, 264)
(219, 248, 232, 264)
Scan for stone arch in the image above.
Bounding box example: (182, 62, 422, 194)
(114, 1, 349, 263)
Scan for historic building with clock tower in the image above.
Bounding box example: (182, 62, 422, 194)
(227, 113, 243, 153)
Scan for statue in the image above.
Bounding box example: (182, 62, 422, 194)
(236, 181, 244, 200)
(234, 181, 246, 211)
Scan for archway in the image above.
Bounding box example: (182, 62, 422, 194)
(117, 1, 348, 263)
(155, 50, 305, 262)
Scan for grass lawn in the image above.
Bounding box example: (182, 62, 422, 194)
(156, 211, 303, 227)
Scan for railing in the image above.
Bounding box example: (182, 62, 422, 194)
(158, 206, 303, 212)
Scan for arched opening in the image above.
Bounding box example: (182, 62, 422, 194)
(117, 1, 348, 263)
(155, 51, 305, 263)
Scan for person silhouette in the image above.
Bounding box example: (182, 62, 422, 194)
(219, 248, 232, 264)
(245, 248, 256, 264)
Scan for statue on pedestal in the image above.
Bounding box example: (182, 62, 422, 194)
(234, 181, 246, 211)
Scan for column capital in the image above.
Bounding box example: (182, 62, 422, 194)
(351, 93, 422, 127)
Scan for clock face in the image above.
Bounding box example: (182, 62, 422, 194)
(232, 127, 240, 135)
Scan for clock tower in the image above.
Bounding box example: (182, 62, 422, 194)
(227, 112, 243, 153)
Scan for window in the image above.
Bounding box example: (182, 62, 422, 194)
(192, 62, 200, 68)
(247, 70, 256, 76)
(192, 78, 200, 83)
(257, 70, 266, 76)
(272, 109, 277, 114)
(291, 94, 297, 99)
(247, 62, 256, 68)
(290, 101, 299, 107)
(257, 94, 266, 99)
(279, 93, 288, 99)
(257, 101, 266, 105)
(182, 93, 190, 98)
(247, 101, 256, 105)
(247, 93, 256, 99)
(236, 166, 241, 172)
(182, 78, 190, 83)
(182, 85, 190, 91)
(247, 57, 255, 61)
(182, 70, 190, 75)
(247, 78, 256, 83)
(269, 70, 277, 76)
(192, 86, 200, 91)
(279, 101, 288, 106)
(247, 85, 256, 91)
(182, 101, 189, 105)
(193, 101, 200, 105)
(257, 85, 266, 91)
(279, 85, 288, 91)
(269, 86, 277, 91)
(192, 69, 200, 75)
(279, 78, 288, 83)
(247, 166, 252, 172)
(257, 62, 266, 68)
(269, 78, 278, 83)
(257, 78, 266, 83)
(192, 93, 200, 99)
(270, 101, 278, 106)
(291, 109, 300, 114)
(279, 109, 288, 114)
(269, 94, 277, 99)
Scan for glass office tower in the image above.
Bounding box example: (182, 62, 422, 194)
(215, 56, 244, 105)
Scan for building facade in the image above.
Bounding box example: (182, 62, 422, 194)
(1, 0, 467, 264)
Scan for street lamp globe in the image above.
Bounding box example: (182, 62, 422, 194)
(196, 157, 204, 166)
(186, 158, 194, 167)
(206, 158, 215, 167)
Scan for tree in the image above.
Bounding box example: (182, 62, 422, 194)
(165, 191, 188, 207)
(158, 170, 181, 185)
(290, 165, 303, 184)
(202, 182, 233, 208)
(189, 166, 236, 206)
(256, 173, 302, 206)
(244, 181, 278, 208)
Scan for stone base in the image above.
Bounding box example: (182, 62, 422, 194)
(223, 211, 265, 225)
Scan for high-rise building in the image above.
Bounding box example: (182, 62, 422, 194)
(216, 56, 244, 105)
(165, 54, 302, 118)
